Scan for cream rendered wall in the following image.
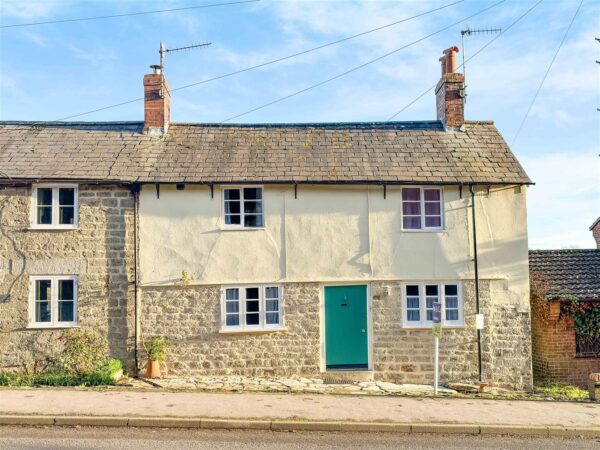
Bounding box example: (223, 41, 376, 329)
(139, 184, 528, 305)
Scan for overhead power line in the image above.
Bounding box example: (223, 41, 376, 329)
(45, 0, 464, 122)
(0, 0, 259, 29)
(511, 0, 584, 145)
(219, 0, 507, 122)
(386, 0, 545, 121)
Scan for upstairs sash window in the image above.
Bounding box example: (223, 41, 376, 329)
(32, 185, 78, 228)
(402, 187, 443, 231)
(223, 187, 264, 229)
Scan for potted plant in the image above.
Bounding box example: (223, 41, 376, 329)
(145, 336, 169, 378)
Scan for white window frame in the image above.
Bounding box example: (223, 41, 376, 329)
(29, 275, 78, 328)
(31, 184, 79, 229)
(220, 285, 283, 332)
(401, 282, 463, 328)
(221, 185, 265, 230)
(401, 186, 444, 231)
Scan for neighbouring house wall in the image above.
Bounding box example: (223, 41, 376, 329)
(531, 299, 600, 387)
(139, 184, 529, 305)
(141, 279, 531, 389)
(0, 185, 135, 371)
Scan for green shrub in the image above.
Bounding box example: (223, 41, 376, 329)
(146, 336, 169, 362)
(56, 329, 108, 376)
(534, 381, 588, 400)
(0, 369, 119, 387)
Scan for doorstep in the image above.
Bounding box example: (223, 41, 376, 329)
(321, 370, 374, 383)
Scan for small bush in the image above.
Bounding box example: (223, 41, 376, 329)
(534, 381, 588, 400)
(56, 329, 108, 376)
(146, 336, 169, 362)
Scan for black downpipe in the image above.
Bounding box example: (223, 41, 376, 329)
(470, 185, 483, 383)
(131, 184, 140, 375)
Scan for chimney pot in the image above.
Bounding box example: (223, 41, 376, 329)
(435, 45, 465, 129)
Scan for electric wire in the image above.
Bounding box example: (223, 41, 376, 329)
(46, 0, 464, 123)
(219, 0, 507, 123)
(0, 0, 260, 29)
(511, 0, 584, 145)
(386, 0, 545, 121)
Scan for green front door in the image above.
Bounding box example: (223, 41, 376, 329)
(324, 285, 368, 370)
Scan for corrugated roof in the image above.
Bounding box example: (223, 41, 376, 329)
(0, 120, 531, 184)
(529, 249, 600, 301)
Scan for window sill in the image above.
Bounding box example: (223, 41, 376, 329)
(27, 324, 79, 330)
(401, 228, 447, 233)
(402, 324, 464, 330)
(220, 227, 266, 231)
(27, 226, 79, 231)
(219, 327, 286, 335)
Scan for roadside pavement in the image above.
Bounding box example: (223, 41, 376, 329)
(0, 389, 598, 436)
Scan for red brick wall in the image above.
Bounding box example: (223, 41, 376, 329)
(435, 72, 464, 129)
(531, 299, 600, 386)
(143, 73, 171, 132)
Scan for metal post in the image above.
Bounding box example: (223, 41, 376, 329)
(434, 336, 439, 395)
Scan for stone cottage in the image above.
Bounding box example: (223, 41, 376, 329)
(529, 221, 600, 386)
(0, 47, 533, 389)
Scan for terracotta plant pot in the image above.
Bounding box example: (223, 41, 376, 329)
(146, 360, 161, 378)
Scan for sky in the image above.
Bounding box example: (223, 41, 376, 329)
(0, 0, 598, 249)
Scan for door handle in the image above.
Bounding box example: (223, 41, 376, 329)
(361, 329, 366, 333)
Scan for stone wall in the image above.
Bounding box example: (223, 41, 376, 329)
(0, 185, 135, 371)
(531, 299, 600, 387)
(141, 280, 532, 390)
(371, 281, 532, 390)
(140, 283, 321, 377)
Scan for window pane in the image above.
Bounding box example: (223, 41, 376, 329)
(402, 188, 420, 201)
(226, 288, 239, 300)
(37, 188, 52, 206)
(58, 301, 74, 322)
(425, 285, 438, 296)
(36, 301, 51, 323)
(36, 280, 52, 301)
(244, 201, 263, 214)
(266, 312, 279, 325)
(225, 201, 240, 214)
(425, 216, 441, 228)
(266, 299, 279, 312)
(226, 315, 240, 326)
(427, 310, 433, 321)
(226, 302, 239, 313)
(59, 188, 75, 205)
(246, 313, 260, 325)
(224, 189, 240, 200)
(424, 189, 441, 201)
(244, 214, 263, 228)
(445, 297, 458, 309)
(58, 280, 74, 300)
(37, 207, 52, 225)
(406, 297, 420, 309)
(225, 215, 241, 225)
(246, 300, 259, 313)
(265, 287, 279, 299)
(445, 285, 458, 296)
(424, 202, 441, 215)
(243, 188, 262, 200)
(406, 285, 419, 296)
(407, 310, 420, 321)
(403, 216, 421, 229)
(246, 287, 259, 299)
(59, 207, 75, 225)
(402, 202, 420, 215)
(446, 310, 459, 321)
(426, 297, 434, 308)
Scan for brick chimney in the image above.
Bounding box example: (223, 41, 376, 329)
(435, 46, 465, 129)
(144, 65, 170, 135)
(591, 217, 600, 248)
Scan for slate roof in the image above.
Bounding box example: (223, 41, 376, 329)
(0, 120, 531, 185)
(529, 250, 600, 301)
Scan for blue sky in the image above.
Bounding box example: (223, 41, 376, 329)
(1, 0, 598, 248)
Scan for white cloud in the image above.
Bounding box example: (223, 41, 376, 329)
(523, 151, 600, 249)
(0, 1, 61, 20)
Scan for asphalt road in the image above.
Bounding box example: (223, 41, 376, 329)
(0, 426, 598, 450)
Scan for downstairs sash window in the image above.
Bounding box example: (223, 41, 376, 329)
(221, 285, 283, 331)
(402, 282, 463, 328)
